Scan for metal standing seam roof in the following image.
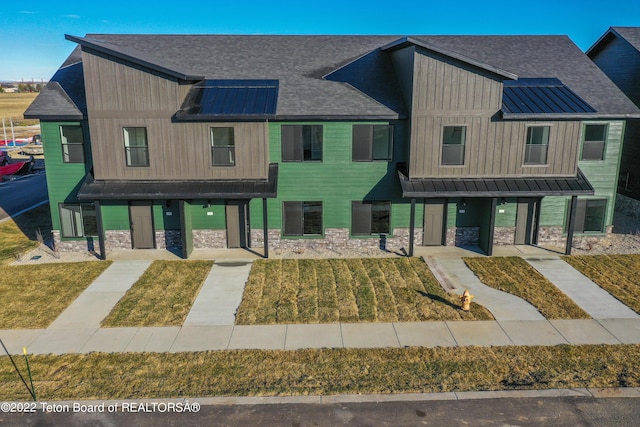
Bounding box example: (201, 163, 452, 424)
(78, 163, 279, 200)
(502, 78, 596, 117)
(176, 80, 279, 121)
(397, 167, 594, 198)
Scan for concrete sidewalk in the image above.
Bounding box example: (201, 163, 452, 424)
(3, 317, 640, 355)
(430, 257, 546, 321)
(2, 249, 640, 356)
(184, 262, 253, 326)
(526, 258, 640, 319)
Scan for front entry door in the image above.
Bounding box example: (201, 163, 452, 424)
(423, 199, 446, 246)
(514, 198, 537, 245)
(226, 201, 249, 248)
(130, 201, 155, 249)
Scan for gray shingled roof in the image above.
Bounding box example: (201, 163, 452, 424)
(24, 46, 86, 119)
(611, 27, 640, 52)
(29, 34, 640, 120)
(404, 35, 640, 118)
(71, 34, 406, 119)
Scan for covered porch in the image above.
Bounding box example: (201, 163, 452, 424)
(77, 164, 278, 259)
(398, 167, 595, 256)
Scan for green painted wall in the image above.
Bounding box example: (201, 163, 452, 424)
(576, 121, 624, 228)
(250, 121, 414, 236)
(40, 121, 91, 234)
(189, 200, 226, 230)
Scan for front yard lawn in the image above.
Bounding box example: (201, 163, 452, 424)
(562, 254, 640, 314)
(101, 260, 214, 327)
(0, 262, 112, 328)
(1, 344, 638, 400)
(236, 257, 493, 324)
(463, 256, 590, 320)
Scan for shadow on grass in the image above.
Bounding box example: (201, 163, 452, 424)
(0, 203, 52, 262)
(415, 290, 460, 310)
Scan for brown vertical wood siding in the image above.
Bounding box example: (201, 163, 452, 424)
(83, 50, 268, 180)
(407, 49, 581, 178)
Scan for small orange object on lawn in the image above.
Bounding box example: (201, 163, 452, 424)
(460, 289, 474, 311)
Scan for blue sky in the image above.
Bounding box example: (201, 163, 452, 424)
(1, 0, 639, 81)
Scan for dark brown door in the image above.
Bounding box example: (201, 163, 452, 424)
(515, 199, 536, 245)
(226, 201, 249, 248)
(130, 201, 155, 249)
(423, 199, 446, 246)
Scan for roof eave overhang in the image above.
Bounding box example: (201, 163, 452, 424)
(398, 168, 595, 198)
(381, 36, 518, 80)
(23, 113, 85, 120)
(65, 34, 205, 82)
(78, 163, 279, 200)
(174, 113, 274, 122)
(502, 112, 640, 120)
(273, 113, 404, 121)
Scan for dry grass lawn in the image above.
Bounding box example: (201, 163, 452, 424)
(101, 260, 213, 327)
(0, 262, 112, 328)
(1, 344, 638, 400)
(464, 256, 590, 320)
(0, 92, 38, 122)
(562, 254, 640, 314)
(236, 257, 493, 324)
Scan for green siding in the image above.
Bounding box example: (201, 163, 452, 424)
(577, 121, 624, 228)
(190, 200, 226, 230)
(100, 203, 130, 230)
(258, 121, 412, 236)
(40, 121, 91, 233)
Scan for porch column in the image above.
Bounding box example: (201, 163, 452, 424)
(565, 196, 578, 255)
(487, 197, 498, 256)
(262, 198, 269, 258)
(409, 198, 416, 257)
(94, 200, 106, 260)
(533, 197, 543, 245)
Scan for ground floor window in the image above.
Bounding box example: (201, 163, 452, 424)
(59, 203, 98, 238)
(282, 201, 322, 236)
(574, 198, 607, 233)
(351, 201, 391, 235)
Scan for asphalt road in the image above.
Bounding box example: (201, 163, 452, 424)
(0, 172, 48, 221)
(1, 397, 639, 426)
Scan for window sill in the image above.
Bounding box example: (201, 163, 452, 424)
(281, 234, 324, 239)
(522, 164, 549, 168)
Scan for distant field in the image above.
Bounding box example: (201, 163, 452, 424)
(0, 92, 38, 123)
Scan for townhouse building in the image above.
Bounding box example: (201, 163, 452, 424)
(25, 34, 640, 258)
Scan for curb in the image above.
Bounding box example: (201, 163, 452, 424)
(11, 387, 640, 408)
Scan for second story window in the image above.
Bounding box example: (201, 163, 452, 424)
(441, 126, 466, 166)
(211, 127, 235, 166)
(281, 125, 323, 162)
(581, 124, 607, 161)
(60, 125, 85, 163)
(524, 126, 550, 165)
(123, 127, 149, 167)
(352, 124, 393, 162)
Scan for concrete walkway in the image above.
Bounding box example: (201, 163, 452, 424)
(431, 257, 546, 321)
(526, 258, 640, 319)
(184, 262, 253, 326)
(2, 250, 640, 356)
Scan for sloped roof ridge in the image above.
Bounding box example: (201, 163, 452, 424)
(610, 26, 640, 53)
(65, 34, 204, 81)
(381, 36, 518, 80)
